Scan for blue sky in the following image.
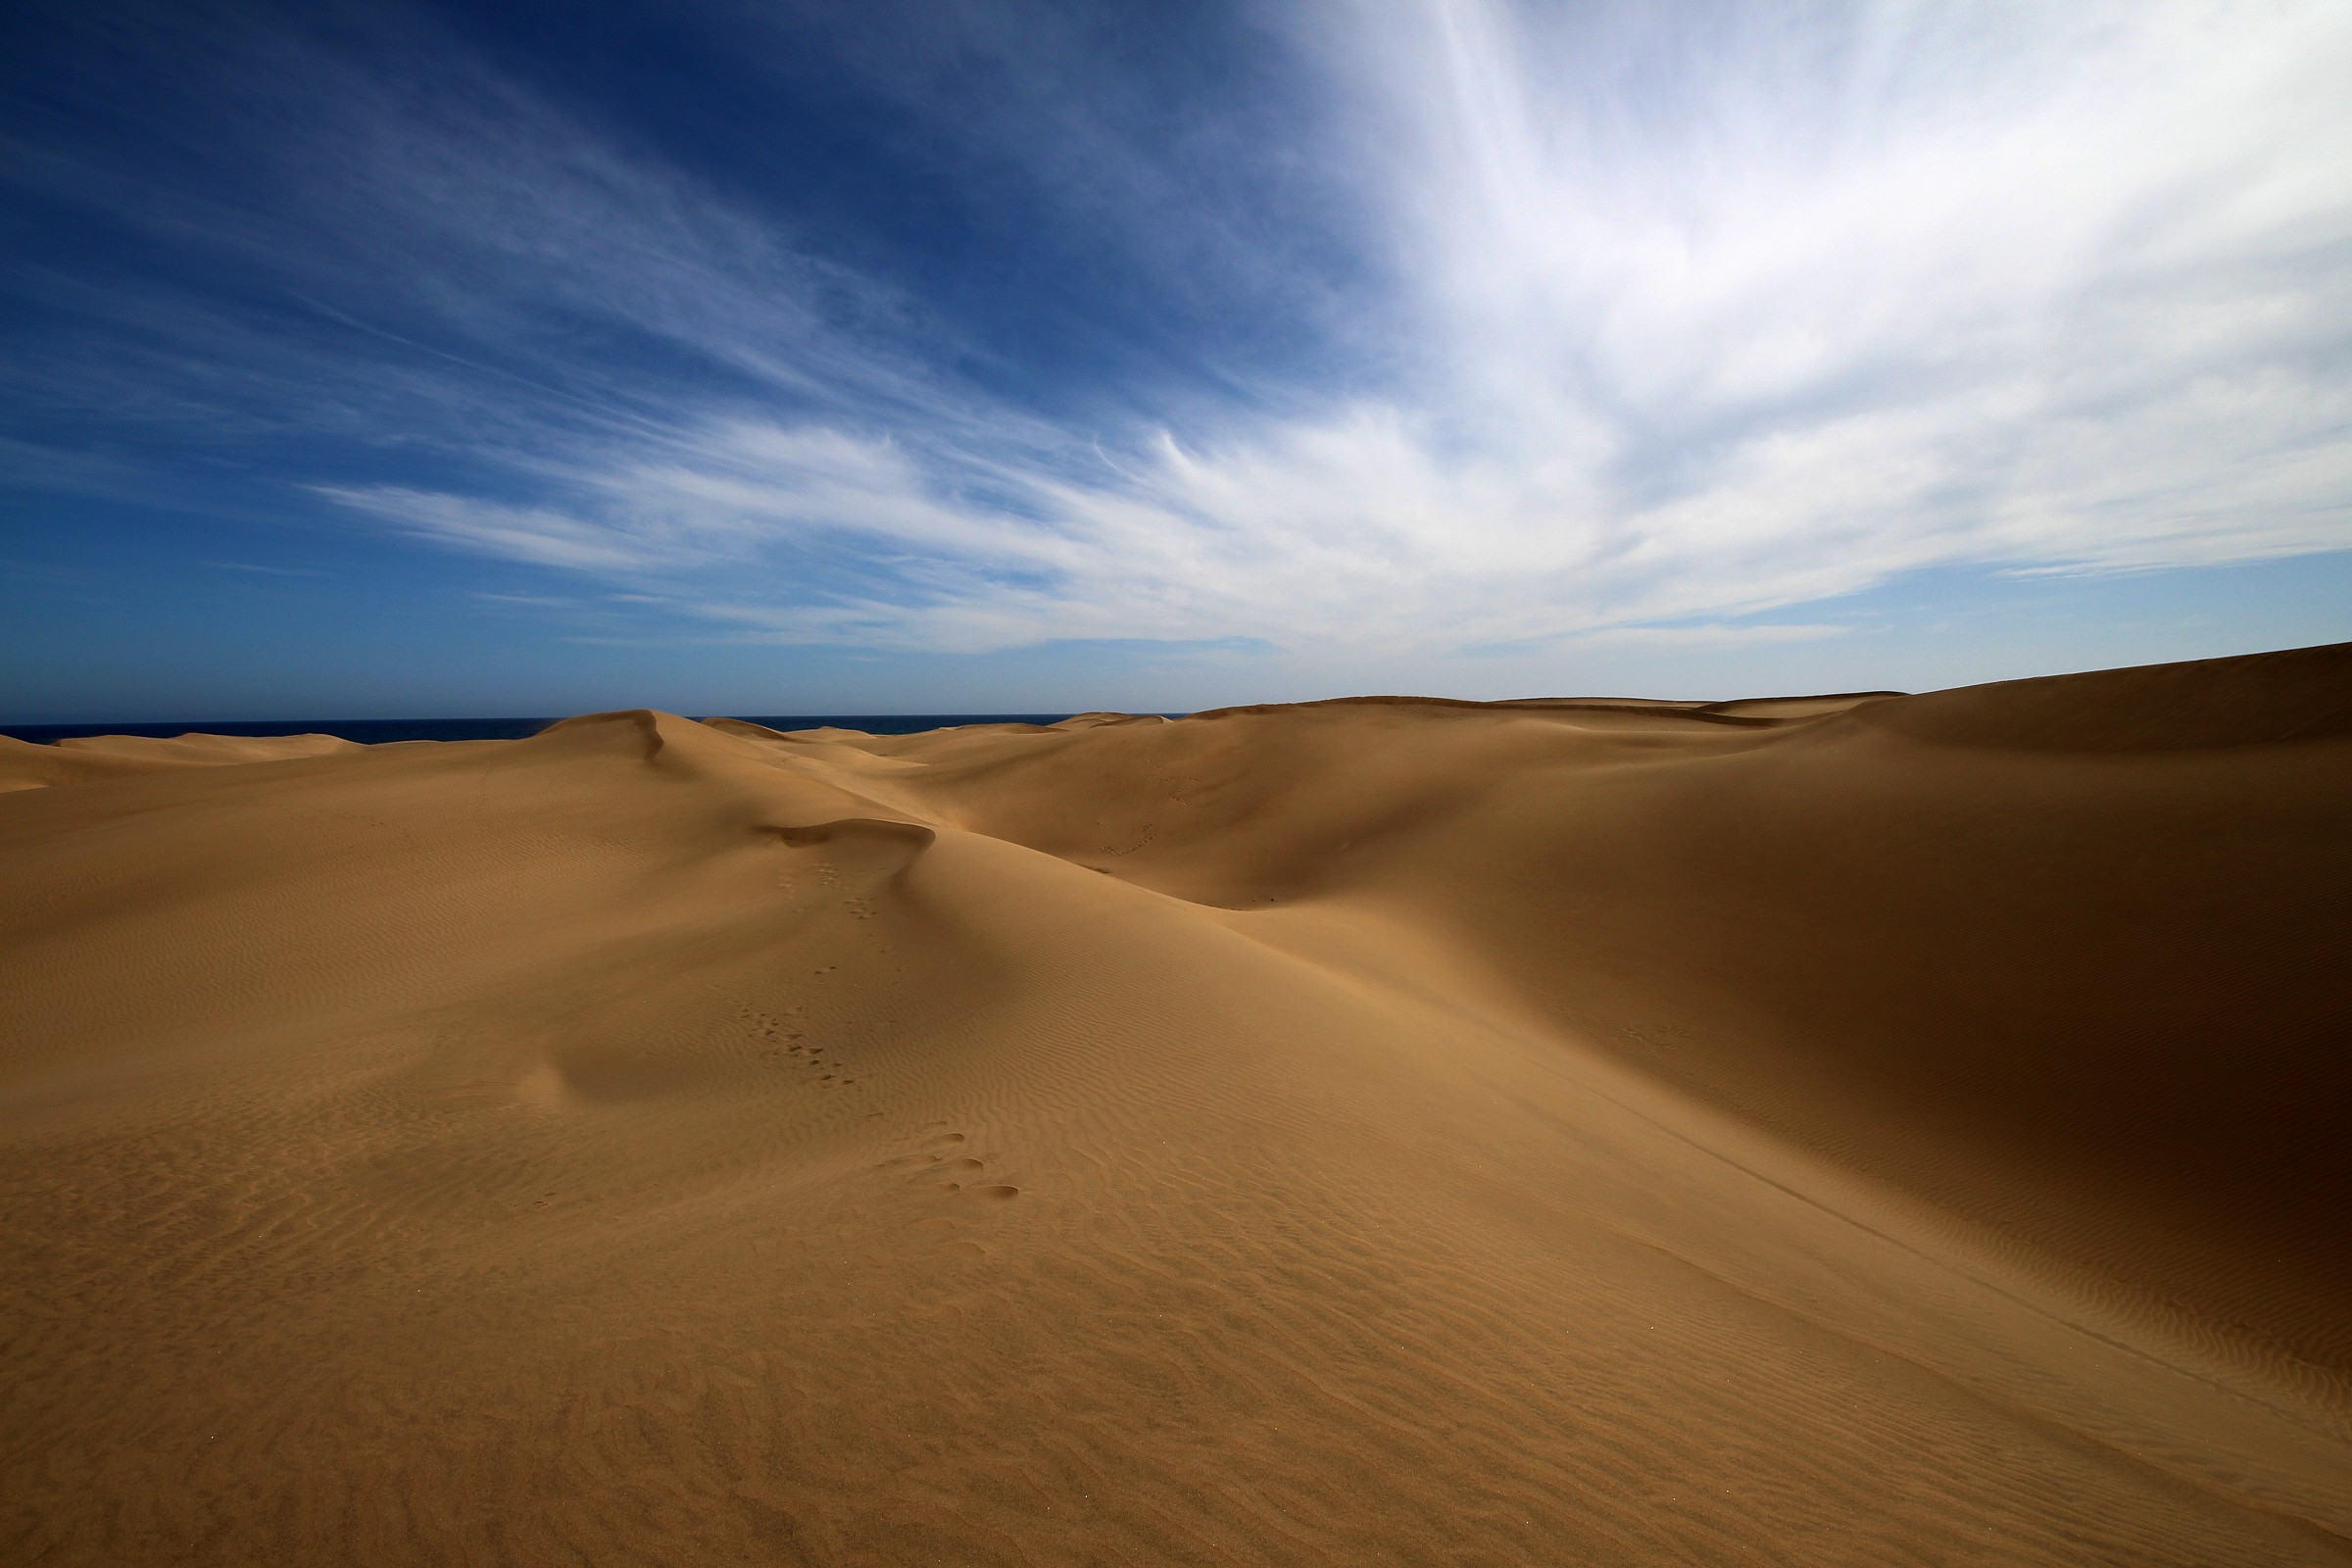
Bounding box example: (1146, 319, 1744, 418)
(5, 0, 2349, 720)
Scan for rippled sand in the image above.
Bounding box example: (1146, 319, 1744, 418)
(4, 644, 2348, 1564)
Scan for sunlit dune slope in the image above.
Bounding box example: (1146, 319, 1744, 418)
(3, 646, 2348, 1566)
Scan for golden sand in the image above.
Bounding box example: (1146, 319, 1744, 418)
(4, 645, 2348, 1564)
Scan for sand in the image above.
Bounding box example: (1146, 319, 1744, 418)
(3, 644, 2348, 1565)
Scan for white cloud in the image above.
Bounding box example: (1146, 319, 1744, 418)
(321, 487, 659, 571)
(162, 1, 2352, 650)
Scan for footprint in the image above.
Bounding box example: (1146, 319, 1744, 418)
(878, 1131, 1017, 1204)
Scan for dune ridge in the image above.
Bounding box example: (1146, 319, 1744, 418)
(3, 645, 2348, 1565)
(0, 730, 356, 792)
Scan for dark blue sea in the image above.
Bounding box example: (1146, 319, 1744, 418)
(1, 715, 1090, 745)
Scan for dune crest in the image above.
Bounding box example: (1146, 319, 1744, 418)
(4, 646, 2349, 1565)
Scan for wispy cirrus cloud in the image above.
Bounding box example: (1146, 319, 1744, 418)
(9, 0, 2352, 659)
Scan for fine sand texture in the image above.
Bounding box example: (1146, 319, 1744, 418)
(4, 645, 2349, 1565)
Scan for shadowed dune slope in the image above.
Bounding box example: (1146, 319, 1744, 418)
(3, 645, 2348, 1566)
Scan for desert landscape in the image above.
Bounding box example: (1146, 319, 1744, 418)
(2, 644, 2348, 1564)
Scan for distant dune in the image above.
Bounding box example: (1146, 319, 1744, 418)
(4, 645, 2348, 1565)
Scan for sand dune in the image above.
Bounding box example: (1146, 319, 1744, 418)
(0, 730, 355, 792)
(3, 646, 2348, 1565)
